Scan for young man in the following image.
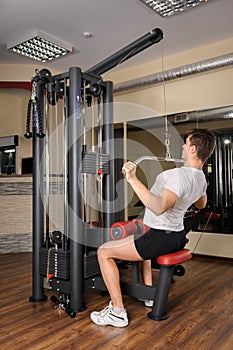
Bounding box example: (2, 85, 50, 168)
(90, 128, 216, 327)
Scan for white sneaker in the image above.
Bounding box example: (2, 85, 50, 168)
(137, 298, 154, 307)
(90, 301, 129, 327)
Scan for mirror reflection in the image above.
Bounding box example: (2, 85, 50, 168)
(126, 105, 233, 235)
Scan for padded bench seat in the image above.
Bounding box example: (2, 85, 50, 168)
(157, 249, 192, 266)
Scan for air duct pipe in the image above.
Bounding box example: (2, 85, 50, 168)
(170, 105, 233, 124)
(113, 53, 233, 94)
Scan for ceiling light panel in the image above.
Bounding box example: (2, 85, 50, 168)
(140, 0, 209, 17)
(7, 31, 73, 62)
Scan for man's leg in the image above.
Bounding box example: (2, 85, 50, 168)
(97, 235, 143, 309)
(141, 260, 152, 286)
(138, 259, 154, 307)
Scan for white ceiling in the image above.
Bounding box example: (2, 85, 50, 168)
(0, 0, 233, 75)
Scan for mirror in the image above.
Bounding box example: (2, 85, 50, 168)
(126, 105, 233, 234)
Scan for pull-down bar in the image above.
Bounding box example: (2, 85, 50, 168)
(135, 156, 184, 165)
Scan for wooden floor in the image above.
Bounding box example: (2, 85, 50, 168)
(0, 253, 233, 350)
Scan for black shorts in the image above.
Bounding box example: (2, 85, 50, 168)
(134, 228, 187, 260)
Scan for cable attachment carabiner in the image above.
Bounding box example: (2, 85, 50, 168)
(164, 131, 171, 160)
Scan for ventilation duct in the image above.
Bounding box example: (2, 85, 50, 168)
(129, 105, 233, 130)
(113, 53, 233, 94)
(170, 105, 233, 124)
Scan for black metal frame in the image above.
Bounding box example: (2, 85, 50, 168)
(29, 28, 165, 317)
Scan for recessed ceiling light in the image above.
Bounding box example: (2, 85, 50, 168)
(140, 0, 209, 17)
(82, 32, 94, 39)
(7, 30, 74, 62)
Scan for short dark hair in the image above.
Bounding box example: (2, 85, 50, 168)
(186, 128, 216, 162)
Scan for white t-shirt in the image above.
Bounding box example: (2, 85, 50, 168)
(143, 166, 207, 231)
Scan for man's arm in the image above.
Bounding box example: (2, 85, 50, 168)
(122, 161, 178, 215)
(194, 194, 207, 209)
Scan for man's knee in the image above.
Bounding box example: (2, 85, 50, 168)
(97, 241, 115, 262)
(97, 244, 107, 262)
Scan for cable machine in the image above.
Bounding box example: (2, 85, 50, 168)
(26, 28, 164, 317)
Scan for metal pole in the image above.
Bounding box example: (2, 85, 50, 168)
(86, 28, 163, 76)
(68, 67, 85, 312)
(102, 81, 114, 240)
(29, 80, 47, 302)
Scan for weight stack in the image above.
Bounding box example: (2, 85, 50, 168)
(82, 151, 97, 174)
(84, 251, 101, 279)
(39, 247, 70, 280)
(98, 153, 110, 174)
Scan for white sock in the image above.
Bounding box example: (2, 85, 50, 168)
(113, 306, 125, 314)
